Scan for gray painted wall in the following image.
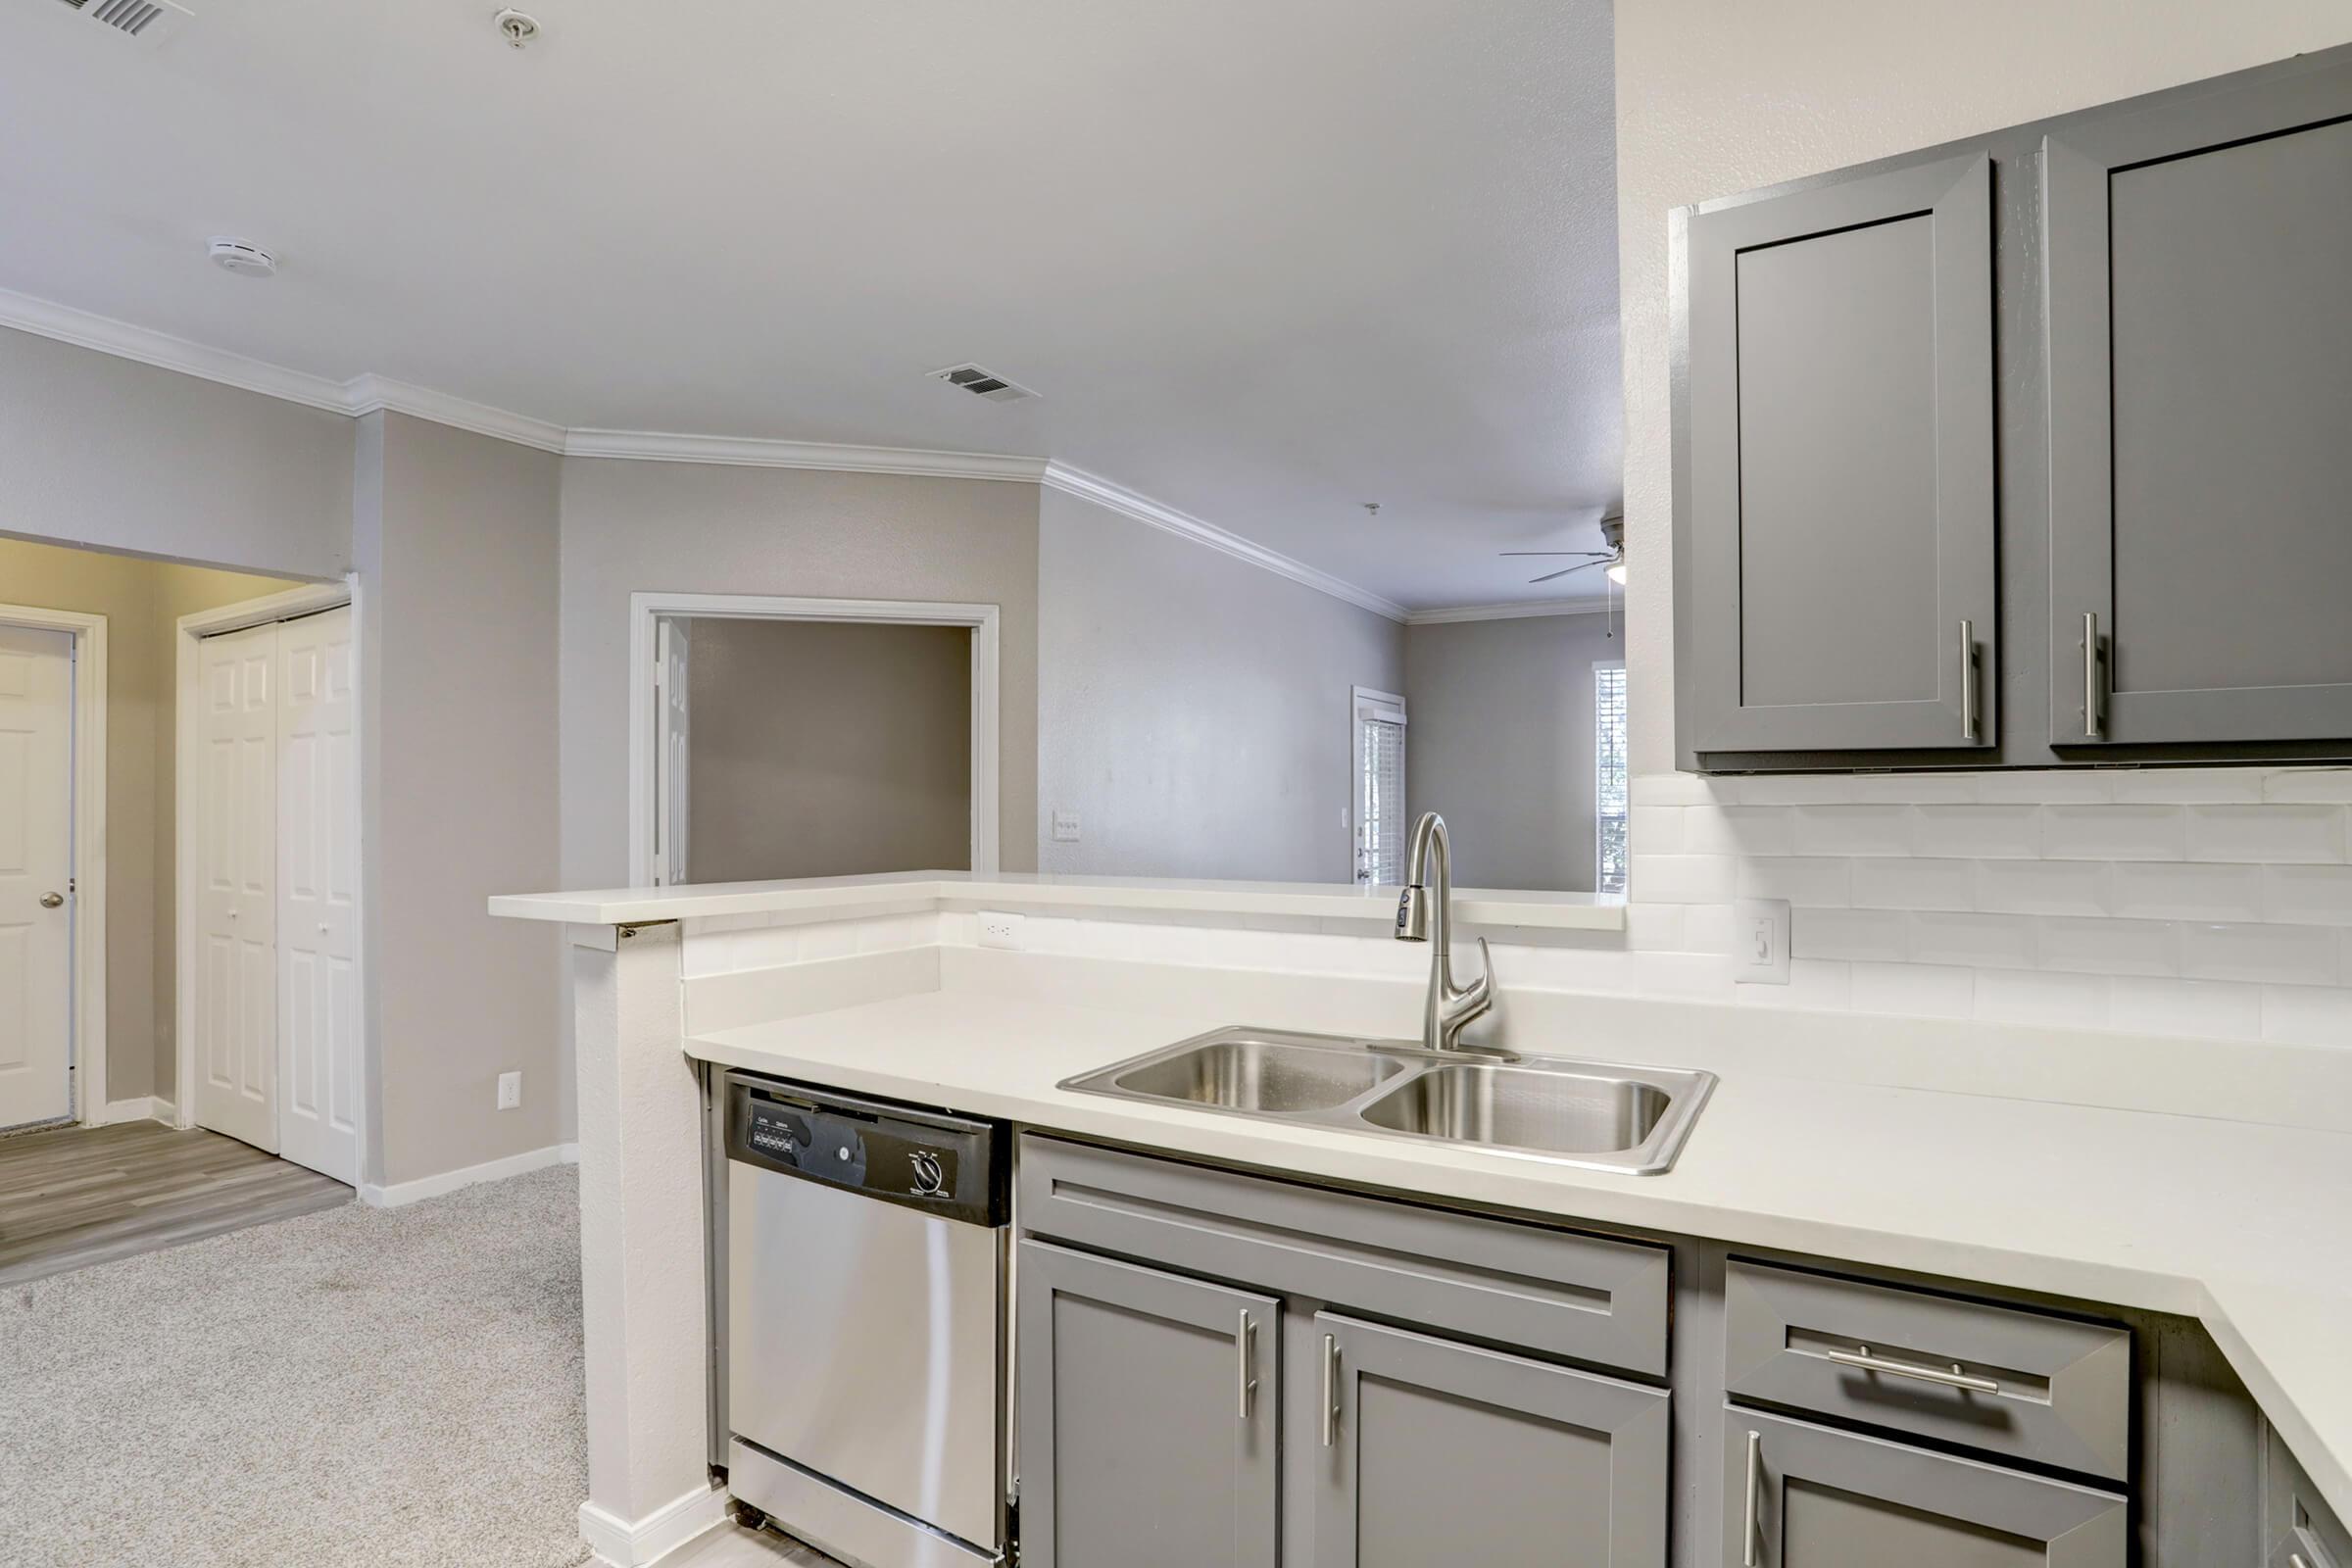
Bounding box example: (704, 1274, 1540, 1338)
(1037, 486, 1404, 883)
(0, 326, 353, 580)
(358, 412, 564, 1187)
(1404, 612, 1619, 891)
(557, 459, 1042, 894)
(682, 617, 972, 881)
(0, 538, 298, 1106)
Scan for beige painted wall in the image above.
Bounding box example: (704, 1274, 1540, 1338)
(1404, 612, 1620, 891)
(1614, 0, 2352, 776)
(0, 537, 299, 1109)
(0, 326, 353, 580)
(683, 618, 972, 882)
(357, 412, 564, 1187)
(558, 459, 1042, 892)
(1036, 486, 1405, 883)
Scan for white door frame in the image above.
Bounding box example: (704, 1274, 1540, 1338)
(173, 580, 362, 1163)
(0, 603, 106, 1125)
(626, 592, 1003, 887)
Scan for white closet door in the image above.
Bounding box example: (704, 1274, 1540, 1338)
(0, 626, 74, 1129)
(195, 621, 278, 1152)
(274, 607, 359, 1183)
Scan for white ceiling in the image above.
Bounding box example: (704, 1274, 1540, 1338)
(1, 0, 1622, 612)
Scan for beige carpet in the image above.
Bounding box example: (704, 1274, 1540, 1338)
(0, 1165, 591, 1567)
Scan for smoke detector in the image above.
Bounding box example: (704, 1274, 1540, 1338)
(208, 238, 276, 277)
(929, 364, 1039, 405)
(492, 8, 540, 47)
(55, 0, 191, 40)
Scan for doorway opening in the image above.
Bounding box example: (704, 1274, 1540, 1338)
(627, 594, 1002, 886)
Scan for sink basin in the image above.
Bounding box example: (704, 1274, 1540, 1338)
(1106, 1033, 1409, 1112)
(1355, 1061, 1672, 1156)
(1059, 1026, 1714, 1175)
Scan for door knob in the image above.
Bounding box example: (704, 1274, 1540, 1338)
(39, 892, 64, 908)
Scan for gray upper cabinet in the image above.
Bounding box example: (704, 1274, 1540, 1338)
(1726, 1409, 2128, 1568)
(1685, 150, 1996, 754)
(1016, 1240, 1280, 1568)
(2045, 54, 2352, 747)
(1314, 1311, 1669, 1568)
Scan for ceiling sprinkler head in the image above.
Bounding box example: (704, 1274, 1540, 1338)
(1362, 502, 1381, 517)
(493, 8, 540, 47)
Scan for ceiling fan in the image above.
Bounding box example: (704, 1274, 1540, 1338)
(1502, 512, 1626, 585)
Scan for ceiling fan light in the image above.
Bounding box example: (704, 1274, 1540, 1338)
(1606, 560, 1628, 586)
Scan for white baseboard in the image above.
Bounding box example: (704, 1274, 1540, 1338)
(359, 1141, 580, 1208)
(97, 1097, 175, 1126)
(580, 1483, 728, 1566)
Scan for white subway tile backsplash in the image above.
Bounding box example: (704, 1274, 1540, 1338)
(1684, 805, 1794, 857)
(1790, 805, 1913, 857)
(1907, 911, 2036, 969)
(1736, 957, 1851, 1008)
(2180, 921, 2340, 986)
(2106, 976, 2263, 1040)
(1974, 968, 2109, 1029)
(2264, 768, 2352, 804)
(2260, 984, 2352, 1047)
(2109, 860, 2263, 922)
(1976, 858, 2109, 916)
(1975, 769, 2111, 804)
(1909, 805, 2040, 859)
(1792, 906, 1909, 963)
(2034, 916, 2177, 977)
(2109, 767, 2266, 804)
(1738, 856, 1851, 907)
(1632, 772, 1724, 807)
(1680, 903, 1740, 956)
(2040, 805, 2184, 861)
(1630, 805, 1685, 854)
(1849, 772, 1979, 804)
(2184, 804, 2345, 864)
(1631, 853, 1737, 905)
(1850, 961, 1974, 1018)
(1623, 903, 1687, 952)
(2264, 865, 2352, 926)
(1736, 774, 1857, 806)
(1850, 857, 1974, 911)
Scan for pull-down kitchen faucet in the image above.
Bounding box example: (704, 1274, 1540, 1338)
(1393, 811, 1494, 1053)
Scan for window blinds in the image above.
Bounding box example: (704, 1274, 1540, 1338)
(1595, 663, 1629, 894)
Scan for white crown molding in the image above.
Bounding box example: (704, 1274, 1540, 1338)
(1042, 460, 1410, 623)
(1405, 598, 1616, 624)
(564, 425, 1050, 481)
(0, 283, 1411, 619)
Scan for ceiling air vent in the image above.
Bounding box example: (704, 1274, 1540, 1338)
(56, 0, 190, 37)
(929, 364, 1039, 405)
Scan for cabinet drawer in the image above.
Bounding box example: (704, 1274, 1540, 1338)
(1018, 1135, 1670, 1375)
(1725, 1260, 2131, 1482)
(2268, 1426, 2352, 1568)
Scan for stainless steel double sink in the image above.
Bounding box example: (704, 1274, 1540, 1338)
(1058, 1026, 1714, 1176)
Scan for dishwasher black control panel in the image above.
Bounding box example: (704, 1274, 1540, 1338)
(725, 1075, 1005, 1227)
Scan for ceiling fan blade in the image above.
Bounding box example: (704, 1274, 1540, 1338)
(1529, 561, 1605, 584)
(1498, 550, 1611, 560)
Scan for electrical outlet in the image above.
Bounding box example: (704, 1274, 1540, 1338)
(1051, 809, 1082, 843)
(496, 1070, 521, 1110)
(978, 910, 1025, 951)
(1733, 899, 1791, 985)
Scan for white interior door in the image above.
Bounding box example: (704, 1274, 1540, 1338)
(195, 620, 278, 1152)
(0, 626, 74, 1129)
(274, 607, 359, 1183)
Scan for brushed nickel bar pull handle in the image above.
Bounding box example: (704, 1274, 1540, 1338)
(2289, 1552, 2311, 1568)
(1826, 1345, 2000, 1395)
(1321, 1334, 1340, 1446)
(1236, 1310, 1255, 1419)
(1959, 619, 1978, 742)
(2083, 611, 2101, 738)
(1743, 1430, 1762, 1567)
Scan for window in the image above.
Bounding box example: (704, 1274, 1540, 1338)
(1352, 687, 1407, 885)
(1594, 662, 1628, 895)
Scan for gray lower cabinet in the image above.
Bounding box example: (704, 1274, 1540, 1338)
(2267, 1426, 2352, 1568)
(1313, 1311, 1670, 1568)
(1725, 1409, 2128, 1567)
(1683, 149, 1995, 755)
(1016, 1240, 1280, 1568)
(2044, 51, 2352, 747)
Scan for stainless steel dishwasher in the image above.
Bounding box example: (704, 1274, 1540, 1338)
(719, 1072, 1009, 1568)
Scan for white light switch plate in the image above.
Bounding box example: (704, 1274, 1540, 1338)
(1051, 809, 1082, 843)
(978, 910, 1025, 951)
(1733, 898, 1791, 985)
(496, 1070, 522, 1109)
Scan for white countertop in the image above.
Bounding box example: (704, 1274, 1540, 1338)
(486, 870, 1625, 932)
(690, 985, 2352, 1522)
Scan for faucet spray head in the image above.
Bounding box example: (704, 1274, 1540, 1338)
(1395, 885, 1431, 942)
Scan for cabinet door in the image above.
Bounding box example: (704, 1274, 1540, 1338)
(2045, 55, 2352, 746)
(2266, 1425, 2352, 1568)
(1724, 1409, 2126, 1568)
(1016, 1241, 1279, 1568)
(1685, 151, 1995, 753)
(1313, 1311, 1668, 1568)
